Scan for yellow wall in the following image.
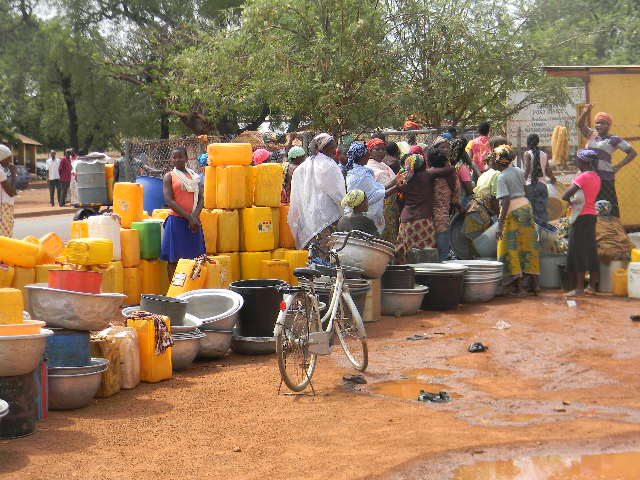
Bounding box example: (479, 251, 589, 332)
(587, 74, 640, 226)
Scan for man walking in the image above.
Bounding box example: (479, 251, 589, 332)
(46, 150, 61, 207)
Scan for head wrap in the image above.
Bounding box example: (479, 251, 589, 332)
(450, 137, 467, 156)
(441, 132, 453, 140)
(596, 200, 612, 216)
(397, 141, 410, 155)
(252, 148, 271, 165)
(0, 145, 12, 162)
(404, 154, 425, 182)
(494, 145, 513, 166)
(341, 189, 366, 208)
(576, 148, 598, 168)
(408, 145, 424, 157)
(309, 133, 334, 153)
(197, 153, 209, 168)
(345, 141, 368, 172)
(287, 146, 306, 161)
(432, 136, 449, 147)
(367, 138, 386, 151)
(403, 120, 421, 131)
(594, 112, 613, 126)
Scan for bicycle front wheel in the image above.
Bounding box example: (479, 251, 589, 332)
(276, 291, 321, 392)
(335, 292, 368, 372)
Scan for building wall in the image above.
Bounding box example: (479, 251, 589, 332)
(587, 73, 640, 226)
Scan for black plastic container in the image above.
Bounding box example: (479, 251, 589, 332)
(230, 280, 287, 338)
(0, 373, 37, 439)
(382, 266, 416, 290)
(140, 294, 188, 326)
(415, 272, 464, 310)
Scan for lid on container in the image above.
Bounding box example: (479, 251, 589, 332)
(381, 284, 429, 294)
(408, 263, 468, 274)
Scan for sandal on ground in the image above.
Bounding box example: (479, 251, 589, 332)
(508, 290, 528, 298)
(584, 288, 597, 296)
(565, 290, 585, 298)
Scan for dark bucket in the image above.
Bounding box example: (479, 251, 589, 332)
(415, 272, 464, 310)
(0, 373, 37, 439)
(141, 294, 188, 326)
(382, 266, 416, 290)
(230, 280, 287, 338)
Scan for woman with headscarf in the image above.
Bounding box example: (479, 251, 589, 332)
(288, 133, 345, 258)
(336, 189, 378, 236)
(450, 137, 478, 208)
(343, 141, 397, 236)
(495, 145, 540, 297)
(578, 105, 637, 217)
(0, 145, 17, 237)
(561, 149, 602, 297)
(252, 148, 271, 165)
(281, 145, 306, 204)
(395, 153, 454, 264)
(366, 138, 400, 243)
(523, 133, 557, 225)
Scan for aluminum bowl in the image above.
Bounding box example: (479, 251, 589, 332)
(26, 284, 125, 331)
(231, 335, 276, 355)
(381, 285, 429, 317)
(122, 306, 202, 333)
(48, 365, 108, 410)
(0, 399, 8, 422)
(328, 232, 394, 279)
(198, 328, 233, 359)
(0, 329, 53, 377)
(47, 357, 109, 376)
(462, 279, 501, 303)
(171, 331, 205, 371)
(177, 289, 243, 330)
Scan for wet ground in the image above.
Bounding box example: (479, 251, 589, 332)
(2, 291, 640, 479)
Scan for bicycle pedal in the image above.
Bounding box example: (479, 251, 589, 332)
(308, 331, 332, 355)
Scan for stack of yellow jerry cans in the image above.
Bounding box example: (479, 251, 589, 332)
(199, 143, 308, 288)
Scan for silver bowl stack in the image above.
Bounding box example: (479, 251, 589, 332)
(446, 260, 504, 303)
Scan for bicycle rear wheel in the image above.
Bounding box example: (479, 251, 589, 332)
(335, 292, 368, 372)
(276, 291, 321, 392)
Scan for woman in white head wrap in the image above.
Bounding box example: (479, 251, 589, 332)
(288, 133, 345, 257)
(0, 145, 17, 237)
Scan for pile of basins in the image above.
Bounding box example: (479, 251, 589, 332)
(408, 263, 468, 310)
(446, 260, 504, 303)
(380, 266, 429, 317)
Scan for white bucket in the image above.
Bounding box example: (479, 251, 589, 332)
(628, 232, 640, 249)
(628, 262, 640, 299)
(598, 260, 629, 293)
(88, 214, 122, 261)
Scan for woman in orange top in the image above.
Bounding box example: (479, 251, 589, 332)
(161, 147, 206, 279)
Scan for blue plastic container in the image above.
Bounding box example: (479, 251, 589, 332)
(136, 176, 165, 214)
(45, 329, 91, 367)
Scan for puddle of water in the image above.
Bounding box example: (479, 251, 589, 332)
(490, 413, 551, 423)
(371, 377, 460, 401)
(404, 368, 453, 378)
(451, 451, 640, 479)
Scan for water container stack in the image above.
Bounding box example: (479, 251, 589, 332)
(193, 143, 309, 291)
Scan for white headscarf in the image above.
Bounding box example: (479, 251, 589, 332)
(309, 133, 334, 153)
(0, 145, 12, 162)
(172, 167, 200, 213)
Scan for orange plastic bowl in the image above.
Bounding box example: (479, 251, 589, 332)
(0, 319, 47, 336)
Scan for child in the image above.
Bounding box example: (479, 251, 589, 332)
(161, 147, 206, 280)
(336, 189, 378, 237)
(428, 146, 459, 261)
(562, 149, 602, 297)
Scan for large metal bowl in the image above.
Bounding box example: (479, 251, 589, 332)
(26, 284, 126, 330)
(381, 285, 429, 317)
(47, 357, 109, 376)
(198, 329, 233, 359)
(0, 329, 53, 376)
(48, 365, 108, 410)
(462, 279, 500, 303)
(122, 306, 200, 333)
(177, 289, 243, 330)
(231, 335, 276, 355)
(0, 399, 8, 422)
(171, 332, 205, 371)
(328, 233, 394, 279)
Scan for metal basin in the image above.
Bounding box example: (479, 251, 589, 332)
(47, 357, 109, 376)
(462, 279, 500, 303)
(171, 332, 205, 371)
(0, 399, 8, 422)
(0, 329, 53, 377)
(26, 284, 125, 331)
(381, 285, 429, 317)
(231, 335, 276, 355)
(122, 306, 199, 333)
(328, 233, 394, 279)
(177, 289, 243, 330)
(198, 329, 233, 359)
(48, 365, 108, 410)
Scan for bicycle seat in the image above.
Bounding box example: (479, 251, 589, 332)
(293, 267, 322, 280)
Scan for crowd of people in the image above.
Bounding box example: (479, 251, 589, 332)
(45, 149, 75, 207)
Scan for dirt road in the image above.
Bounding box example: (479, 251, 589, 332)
(2, 292, 640, 479)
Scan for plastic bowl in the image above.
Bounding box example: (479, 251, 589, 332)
(0, 320, 46, 336)
(0, 329, 53, 376)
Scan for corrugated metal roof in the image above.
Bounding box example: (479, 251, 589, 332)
(13, 133, 42, 146)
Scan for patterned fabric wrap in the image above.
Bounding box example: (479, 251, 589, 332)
(341, 189, 366, 208)
(367, 138, 386, 151)
(287, 146, 306, 161)
(463, 198, 494, 240)
(596, 199, 612, 216)
(395, 217, 437, 264)
(381, 196, 400, 244)
(0, 203, 14, 237)
(494, 145, 513, 166)
(497, 204, 540, 283)
(252, 148, 271, 165)
(433, 178, 453, 233)
(403, 154, 425, 182)
(594, 112, 613, 126)
(127, 311, 174, 354)
(345, 141, 368, 172)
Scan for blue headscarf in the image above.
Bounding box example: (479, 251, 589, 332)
(344, 141, 368, 173)
(197, 153, 209, 167)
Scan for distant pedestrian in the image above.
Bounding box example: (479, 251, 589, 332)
(0, 145, 17, 237)
(523, 133, 556, 225)
(466, 122, 492, 173)
(46, 150, 61, 207)
(59, 149, 73, 206)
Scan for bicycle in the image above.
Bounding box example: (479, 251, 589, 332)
(274, 231, 369, 393)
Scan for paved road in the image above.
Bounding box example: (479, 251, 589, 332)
(14, 214, 75, 241)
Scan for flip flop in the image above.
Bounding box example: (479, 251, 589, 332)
(418, 390, 452, 403)
(508, 291, 528, 298)
(565, 290, 585, 298)
(584, 288, 597, 296)
(468, 342, 488, 353)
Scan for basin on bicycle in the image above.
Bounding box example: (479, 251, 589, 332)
(328, 231, 394, 279)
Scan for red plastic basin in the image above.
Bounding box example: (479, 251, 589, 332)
(48, 270, 103, 294)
